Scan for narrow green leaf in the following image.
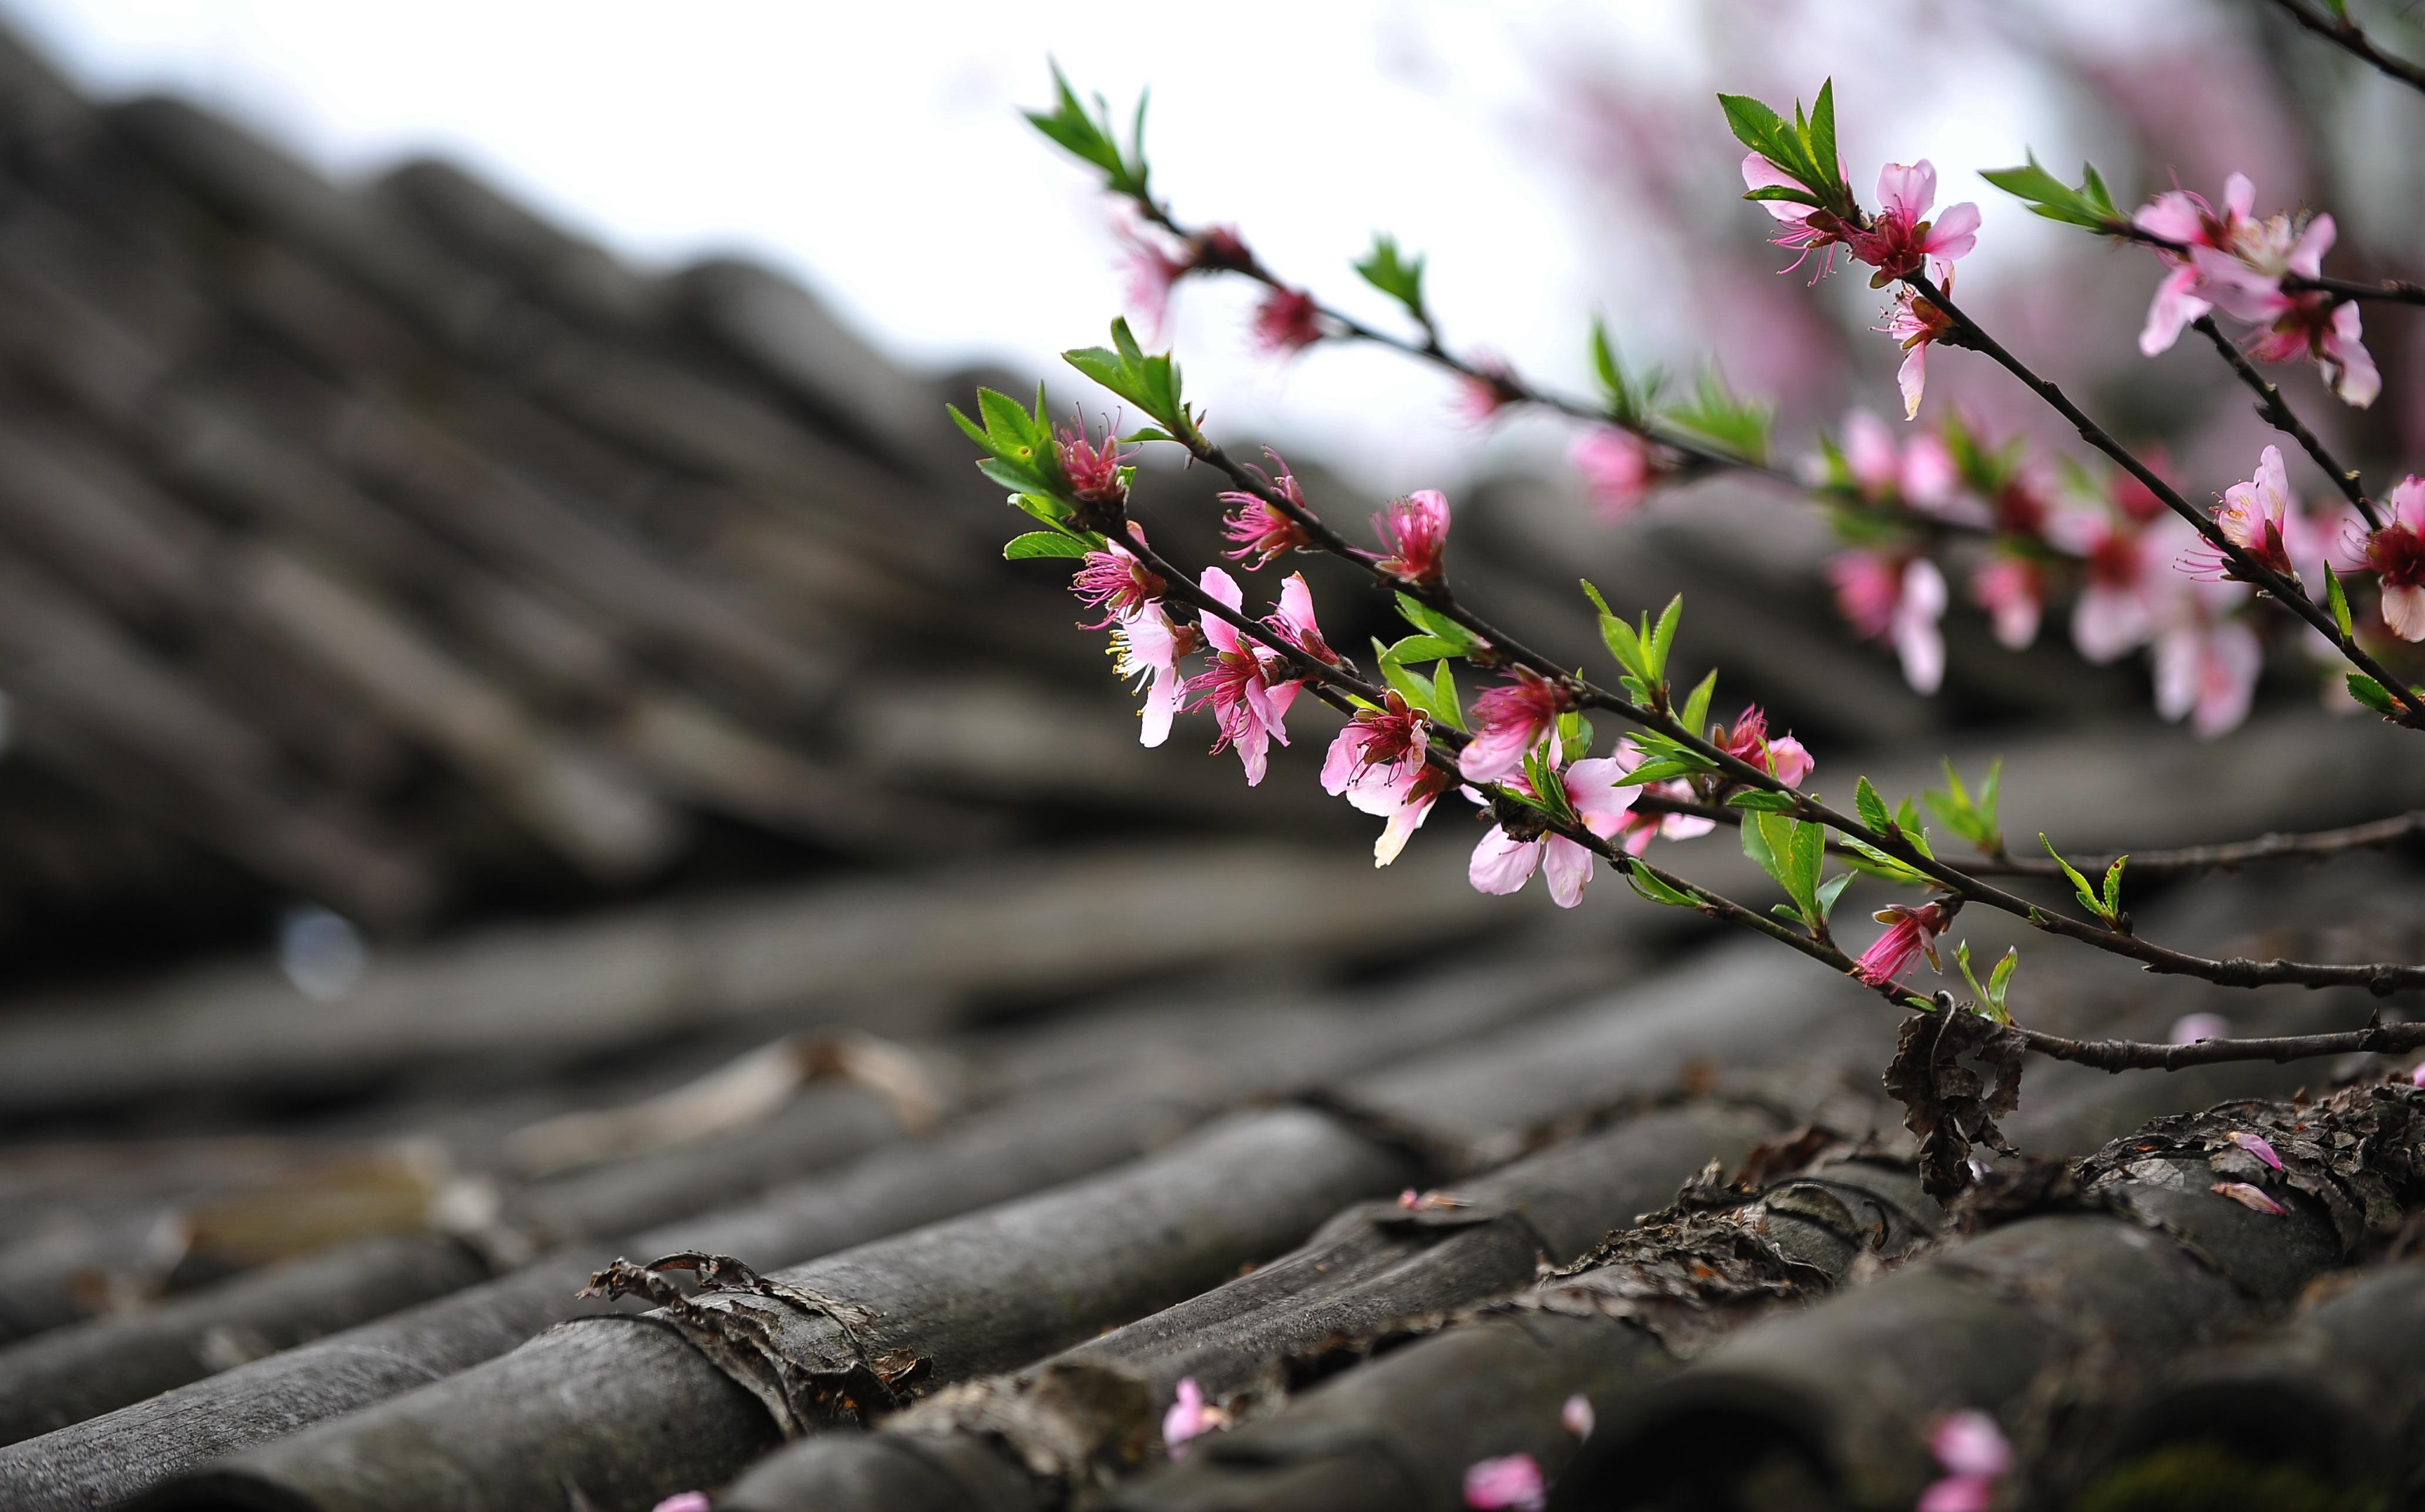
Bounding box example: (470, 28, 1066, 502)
(2100, 856, 2128, 919)
(2348, 673, 2400, 716)
(1353, 233, 1427, 316)
(1433, 660, 1464, 732)
(1788, 816, 1825, 909)
(1806, 78, 1840, 201)
(1854, 776, 1893, 836)
(1578, 579, 1616, 618)
(1814, 871, 1854, 926)
(1382, 635, 1465, 665)
(1625, 865, 1700, 909)
(2326, 564, 2355, 640)
(1678, 669, 1717, 739)
(1600, 613, 1649, 682)
(2040, 834, 2104, 919)
(1647, 594, 1684, 683)
(1976, 758, 2002, 841)
(1729, 790, 1800, 812)
(1003, 530, 1094, 560)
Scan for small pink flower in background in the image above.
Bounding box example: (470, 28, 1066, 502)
(2211, 1180, 2287, 1216)
(1830, 553, 1947, 694)
(1252, 286, 1324, 354)
(1457, 357, 1522, 424)
(2152, 589, 2261, 739)
(1846, 161, 1980, 283)
(1572, 427, 1667, 522)
(2187, 445, 2299, 582)
(1463, 1453, 1547, 1511)
(1459, 668, 1573, 783)
(2156, 185, 2380, 406)
(2132, 175, 2254, 357)
(2069, 523, 2160, 665)
(1563, 1394, 1595, 1440)
(1373, 489, 1453, 587)
(2170, 1012, 2231, 1044)
(2410, 1063, 2425, 1089)
(1219, 463, 1314, 569)
(651, 1496, 712, 1512)
(1971, 557, 2044, 651)
(1163, 1377, 1229, 1456)
(1117, 220, 1193, 336)
(1713, 705, 1813, 787)
(1609, 739, 1720, 856)
(1263, 573, 1345, 670)
(1468, 756, 1640, 909)
(1882, 271, 1960, 419)
(2366, 476, 2425, 640)
(1072, 540, 1167, 629)
(1742, 151, 1848, 279)
(1056, 418, 1136, 506)
(2228, 1130, 2284, 1171)
(1856, 900, 1954, 987)
(1109, 607, 1198, 749)
(1184, 567, 1299, 786)
(1842, 410, 1957, 510)
(1917, 1410, 2009, 1512)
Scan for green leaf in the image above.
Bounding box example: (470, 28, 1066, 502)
(1588, 320, 1659, 425)
(2100, 856, 2128, 919)
(2040, 834, 2108, 922)
(1616, 757, 1703, 787)
(1556, 709, 1595, 758)
(1393, 593, 1479, 652)
(1383, 634, 1465, 665)
(1063, 318, 1188, 433)
(1003, 530, 1095, 560)
(1976, 758, 2002, 843)
(1007, 491, 1076, 529)
(1788, 816, 1825, 912)
(2326, 564, 2355, 640)
(1647, 594, 1683, 684)
(1740, 801, 1778, 877)
(1980, 152, 2125, 232)
(1716, 92, 1795, 164)
(1893, 797, 1934, 860)
(1433, 660, 1464, 732)
(2348, 673, 2400, 716)
(1678, 669, 1717, 740)
(1660, 367, 1772, 465)
(1600, 612, 1649, 683)
(1373, 636, 1437, 710)
(1353, 234, 1427, 318)
(1625, 863, 1701, 909)
(1729, 789, 1799, 812)
(1854, 776, 1894, 836)
(1814, 871, 1854, 926)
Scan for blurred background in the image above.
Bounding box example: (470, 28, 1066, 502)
(0, 0, 2422, 1386)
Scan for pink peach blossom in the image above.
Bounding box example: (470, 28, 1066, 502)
(1713, 705, 1813, 787)
(1572, 427, 1666, 522)
(1072, 540, 1167, 629)
(1110, 606, 1199, 748)
(1184, 567, 1299, 786)
(1373, 489, 1453, 587)
(1830, 553, 1946, 694)
(2227, 1130, 2284, 1171)
(2186, 445, 2300, 582)
(1263, 572, 1345, 670)
(649, 1496, 711, 1512)
(1252, 287, 1323, 353)
(1932, 1412, 2012, 1479)
(1468, 756, 1640, 909)
(1971, 556, 2044, 650)
(2152, 593, 2262, 740)
(2211, 1180, 2287, 1216)
(1856, 900, 1953, 986)
(1742, 151, 1849, 279)
(1459, 668, 1573, 783)
(2170, 1013, 2232, 1044)
(1219, 460, 1314, 569)
(2366, 476, 2425, 640)
(1881, 271, 1960, 420)
(1057, 418, 1135, 506)
(1163, 1377, 1229, 1455)
(1563, 1394, 1595, 1440)
(1463, 1453, 1547, 1510)
(1846, 161, 1980, 283)
(2070, 524, 2161, 665)
(1323, 691, 1429, 799)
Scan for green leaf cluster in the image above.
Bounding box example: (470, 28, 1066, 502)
(1589, 321, 1665, 428)
(1742, 808, 1848, 935)
(1581, 583, 1684, 705)
(1716, 79, 1854, 220)
(1979, 152, 2123, 233)
(2041, 835, 2127, 927)
(1660, 368, 1772, 465)
(1372, 637, 1466, 732)
(1839, 776, 1936, 885)
(1062, 318, 1193, 438)
(948, 385, 1107, 556)
(1954, 940, 2018, 1023)
(1353, 235, 1428, 322)
(1025, 63, 1152, 200)
(1923, 758, 2003, 854)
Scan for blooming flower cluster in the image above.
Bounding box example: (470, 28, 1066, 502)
(2134, 175, 2378, 408)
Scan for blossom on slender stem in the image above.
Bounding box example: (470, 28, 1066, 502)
(1219, 459, 1315, 568)
(1463, 1453, 1547, 1511)
(1844, 161, 1980, 285)
(1163, 1377, 1229, 1455)
(1712, 705, 1813, 787)
(1829, 552, 1947, 694)
(1971, 556, 2044, 650)
(1469, 756, 1640, 909)
(1881, 270, 1959, 420)
(2194, 215, 2379, 408)
(1252, 286, 1324, 353)
(2366, 476, 2425, 640)
(1459, 667, 1573, 783)
(1263, 572, 1345, 670)
(2153, 594, 2262, 740)
(1109, 606, 1199, 748)
(1072, 540, 1167, 629)
(1373, 489, 1453, 587)
(2067, 520, 2162, 665)
(1056, 416, 1136, 507)
(1323, 692, 1429, 797)
(2185, 445, 2300, 583)
(1184, 567, 1299, 786)
(1572, 427, 1670, 522)
(1742, 152, 1849, 279)
(1917, 1411, 2009, 1512)
(1855, 900, 1954, 986)
(2132, 175, 2254, 355)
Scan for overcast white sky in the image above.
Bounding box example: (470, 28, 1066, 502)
(0, 1, 2070, 490)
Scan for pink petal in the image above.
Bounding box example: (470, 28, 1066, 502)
(1917, 1475, 1997, 1512)
(1276, 573, 1320, 639)
(1930, 1411, 2011, 1478)
(2228, 1130, 2284, 1171)
(1463, 1453, 1547, 1511)
(650, 1496, 712, 1512)
(1560, 755, 1642, 835)
(1469, 828, 1541, 895)
(1877, 160, 1938, 223)
(1541, 834, 1596, 909)
(1898, 344, 1929, 420)
(1895, 559, 1948, 695)
(1742, 152, 1815, 222)
(2381, 583, 2425, 642)
(2326, 302, 2380, 408)
(2223, 172, 2256, 221)
(2211, 1180, 2287, 1216)
(2072, 585, 2152, 664)
(2289, 212, 2336, 279)
(2391, 476, 2425, 533)
(2170, 1013, 2231, 1044)
(1374, 787, 1439, 866)
(1921, 202, 1980, 262)
(1563, 1394, 1595, 1440)
(2139, 266, 2211, 357)
(2133, 190, 2208, 244)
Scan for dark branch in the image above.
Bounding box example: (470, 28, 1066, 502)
(2265, 0, 2425, 99)
(2191, 314, 2383, 529)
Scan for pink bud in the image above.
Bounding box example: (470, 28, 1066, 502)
(1562, 1394, 1595, 1440)
(2227, 1130, 2284, 1171)
(2211, 1180, 2287, 1216)
(1929, 1410, 2010, 1477)
(1464, 1453, 1547, 1510)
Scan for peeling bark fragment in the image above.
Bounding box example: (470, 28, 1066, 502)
(1882, 1007, 2026, 1199)
(579, 1250, 925, 1436)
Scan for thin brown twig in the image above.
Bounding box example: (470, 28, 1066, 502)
(1900, 271, 2425, 728)
(2112, 219, 2425, 308)
(2190, 315, 2383, 529)
(1634, 793, 2425, 877)
(2264, 0, 2425, 100)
